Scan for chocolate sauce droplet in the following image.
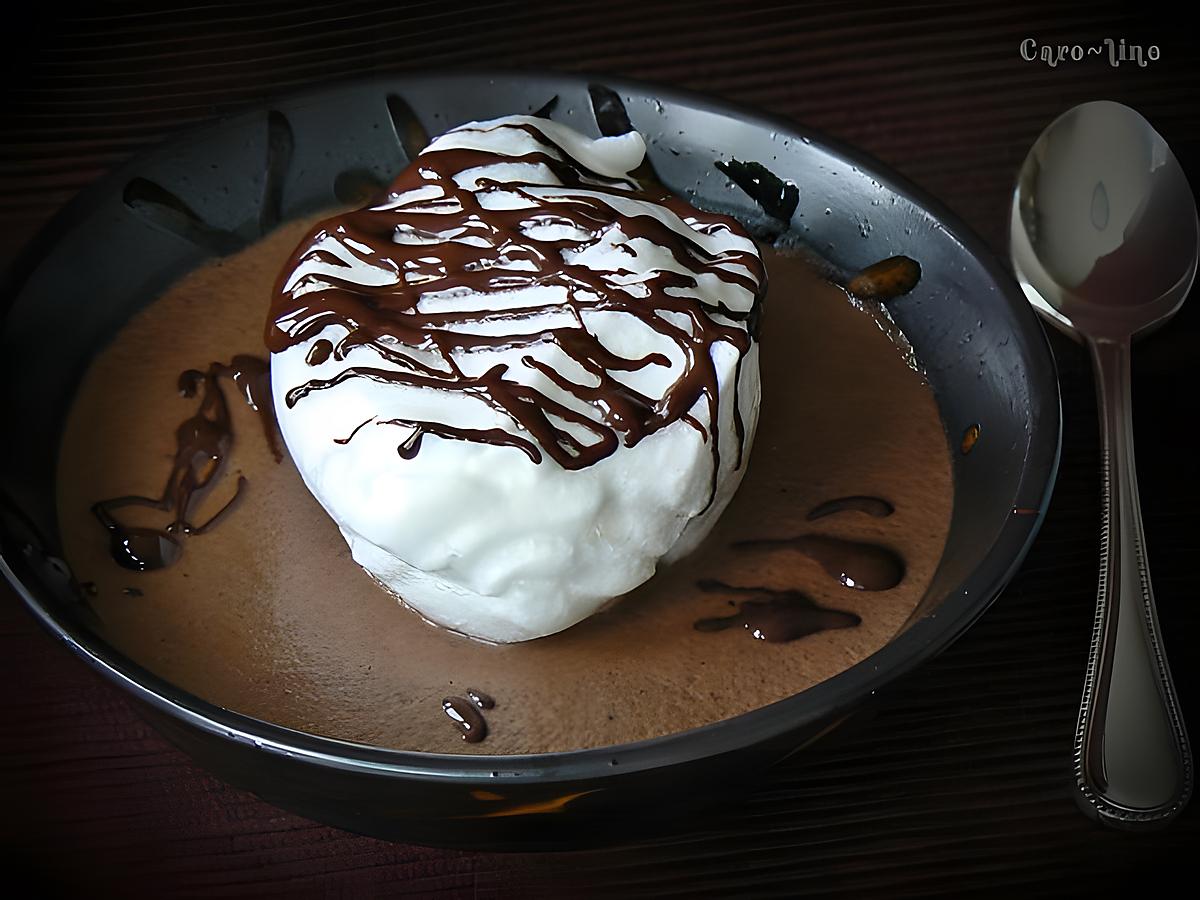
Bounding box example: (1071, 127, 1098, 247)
(305, 339, 334, 366)
(806, 495, 894, 521)
(846, 256, 922, 302)
(397, 426, 424, 460)
(466, 688, 495, 710)
(733, 534, 904, 591)
(442, 696, 488, 743)
(693, 581, 860, 642)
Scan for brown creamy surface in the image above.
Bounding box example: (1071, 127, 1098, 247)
(56, 215, 953, 755)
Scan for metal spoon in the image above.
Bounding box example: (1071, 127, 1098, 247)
(1010, 100, 1195, 830)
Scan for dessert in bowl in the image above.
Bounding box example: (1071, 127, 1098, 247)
(0, 74, 1059, 847)
(268, 116, 765, 644)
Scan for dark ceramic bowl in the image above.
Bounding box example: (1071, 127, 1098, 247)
(0, 72, 1059, 849)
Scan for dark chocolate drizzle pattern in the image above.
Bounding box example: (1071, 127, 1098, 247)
(693, 580, 860, 642)
(693, 495, 902, 641)
(267, 118, 765, 487)
(733, 533, 904, 591)
(91, 355, 280, 572)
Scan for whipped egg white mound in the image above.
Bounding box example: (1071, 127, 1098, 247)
(266, 115, 766, 643)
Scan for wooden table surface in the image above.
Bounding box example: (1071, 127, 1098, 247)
(3, 2, 1198, 896)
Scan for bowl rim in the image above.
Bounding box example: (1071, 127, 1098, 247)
(1, 68, 1062, 783)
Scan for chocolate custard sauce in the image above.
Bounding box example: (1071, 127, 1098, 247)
(56, 214, 953, 754)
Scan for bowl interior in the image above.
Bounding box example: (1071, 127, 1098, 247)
(0, 72, 1059, 780)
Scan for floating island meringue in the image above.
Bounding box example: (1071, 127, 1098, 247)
(266, 115, 766, 643)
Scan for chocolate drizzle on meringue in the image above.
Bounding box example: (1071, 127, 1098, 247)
(305, 339, 333, 366)
(267, 119, 765, 495)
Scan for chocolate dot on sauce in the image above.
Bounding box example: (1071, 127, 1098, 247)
(442, 696, 488, 743)
(466, 688, 495, 710)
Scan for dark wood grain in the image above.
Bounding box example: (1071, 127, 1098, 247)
(3, 1, 1198, 896)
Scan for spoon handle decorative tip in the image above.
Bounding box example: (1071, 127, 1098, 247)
(1074, 336, 1192, 830)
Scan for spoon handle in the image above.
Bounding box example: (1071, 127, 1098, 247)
(1075, 337, 1192, 829)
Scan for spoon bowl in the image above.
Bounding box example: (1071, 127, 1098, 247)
(1010, 100, 1195, 830)
(1012, 101, 1199, 339)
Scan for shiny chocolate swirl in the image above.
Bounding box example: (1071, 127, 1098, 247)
(266, 117, 766, 481)
(91, 356, 279, 572)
